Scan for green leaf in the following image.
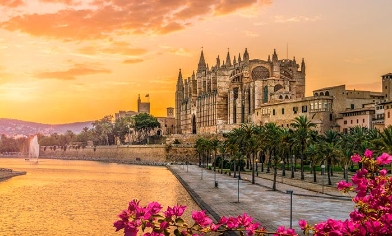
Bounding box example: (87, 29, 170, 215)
(174, 229, 181, 236)
(175, 217, 184, 224)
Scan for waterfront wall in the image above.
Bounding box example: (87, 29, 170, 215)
(39, 145, 197, 163)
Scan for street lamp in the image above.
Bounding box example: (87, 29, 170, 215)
(291, 155, 295, 178)
(186, 154, 188, 172)
(286, 190, 294, 229)
(321, 164, 326, 193)
(255, 158, 259, 177)
(237, 175, 240, 203)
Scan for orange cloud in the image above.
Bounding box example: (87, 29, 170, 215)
(0, 0, 273, 41)
(123, 59, 144, 64)
(78, 41, 148, 56)
(0, 0, 24, 8)
(35, 63, 111, 80)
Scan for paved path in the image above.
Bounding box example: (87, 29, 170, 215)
(168, 164, 355, 234)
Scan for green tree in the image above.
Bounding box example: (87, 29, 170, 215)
(291, 115, 317, 180)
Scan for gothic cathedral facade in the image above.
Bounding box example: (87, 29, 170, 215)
(175, 48, 306, 134)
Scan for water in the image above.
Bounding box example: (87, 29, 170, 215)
(29, 135, 39, 161)
(0, 158, 200, 236)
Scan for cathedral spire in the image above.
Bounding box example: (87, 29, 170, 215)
(238, 53, 242, 63)
(272, 49, 278, 62)
(197, 48, 207, 72)
(225, 48, 231, 67)
(233, 55, 237, 65)
(216, 55, 221, 68)
(301, 58, 306, 74)
(243, 48, 249, 61)
(177, 68, 183, 88)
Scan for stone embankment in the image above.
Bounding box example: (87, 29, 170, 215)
(39, 144, 197, 164)
(0, 168, 26, 180)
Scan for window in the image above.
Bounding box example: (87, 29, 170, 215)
(351, 104, 354, 109)
(386, 86, 388, 89)
(363, 119, 365, 123)
(343, 128, 348, 134)
(329, 114, 333, 121)
(344, 120, 347, 124)
(389, 112, 390, 119)
(257, 111, 259, 116)
(357, 119, 359, 123)
(302, 105, 307, 113)
(273, 109, 275, 115)
(293, 107, 298, 114)
(351, 120, 353, 124)
(282, 108, 285, 114)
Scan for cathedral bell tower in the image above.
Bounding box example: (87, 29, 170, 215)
(175, 69, 184, 134)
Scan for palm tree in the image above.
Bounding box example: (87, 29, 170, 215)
(101, 122, 113, 145)
(305, 142, 324, 183)
(377, 126, 392, 154)
(320, 129, 341, 185)
(291, 115, 316, 180)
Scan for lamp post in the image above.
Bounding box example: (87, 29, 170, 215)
(286, 190, 294, 229)
(237, 175, 240, 203)
(255, 158, 259, 177)
(291, 155, 295, 178)
(321, 164, 325, 193)
(186, 154, 188, 172)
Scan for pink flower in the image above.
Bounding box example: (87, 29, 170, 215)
(160, 221, 169, 229)
(380, 169, 388, 176)
(376, 153, 392, 165)
(226, 216, 239, 229)
(237, 213, 253, 227)
(337, 181, 352, 191)
(191, 210, 213, 227)
(298, 219, 307, 230)
(128, 199, 140, 212)
(210, 223, 221, 231)
(147, 202, 162, 214)
(364, 149, 373, 158)
(164, 205, 187, 218)
(274, 226, 296, 236)
(351, 154, 362, 163)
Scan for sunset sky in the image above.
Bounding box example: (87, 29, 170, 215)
(0, 0, 391, 124)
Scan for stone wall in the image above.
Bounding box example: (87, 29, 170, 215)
(39, 145, 197, 163)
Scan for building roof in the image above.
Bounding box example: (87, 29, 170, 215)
(382, 73, 392, 77)
(339, 107, 375, 114)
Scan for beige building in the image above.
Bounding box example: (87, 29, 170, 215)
(137, 94, 151, 114)
(335, 106, 375, 133)
(255, 96, 333, 133)
(175, 48, 306, 134)
(175, 49, 390, 134)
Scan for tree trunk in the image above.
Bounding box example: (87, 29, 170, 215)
(272, 165, 277, 191)
(327, 164, 332, 185)
(313, 165, 317, 182)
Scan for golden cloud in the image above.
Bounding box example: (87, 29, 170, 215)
(35, 63, 111, 80)
(0, 0, 24, 8)
(0, 0, 272, 41)
(78, 42, 147, 56)
(123, 59, 144, 64)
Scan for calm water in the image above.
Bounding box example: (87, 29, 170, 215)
(0, 158, 200, 236)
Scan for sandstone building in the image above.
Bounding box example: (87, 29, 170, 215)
(175, 48, 391, 134)
(175, 48, 306, 134)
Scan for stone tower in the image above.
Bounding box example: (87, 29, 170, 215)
(382, 73, 392, 101)
(175, 69, 184, 133)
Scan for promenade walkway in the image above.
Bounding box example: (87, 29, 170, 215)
(168, 164, 355, 234)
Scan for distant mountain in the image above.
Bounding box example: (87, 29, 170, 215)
(0, 118, 93, 136)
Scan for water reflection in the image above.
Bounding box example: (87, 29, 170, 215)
(0, 158, 200, 236)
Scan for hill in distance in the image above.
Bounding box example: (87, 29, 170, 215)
(0, 118, 94, 136)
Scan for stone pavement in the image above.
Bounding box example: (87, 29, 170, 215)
(168, 164, 355, 234)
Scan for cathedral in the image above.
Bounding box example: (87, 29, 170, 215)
(175, 48, 306, 134)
